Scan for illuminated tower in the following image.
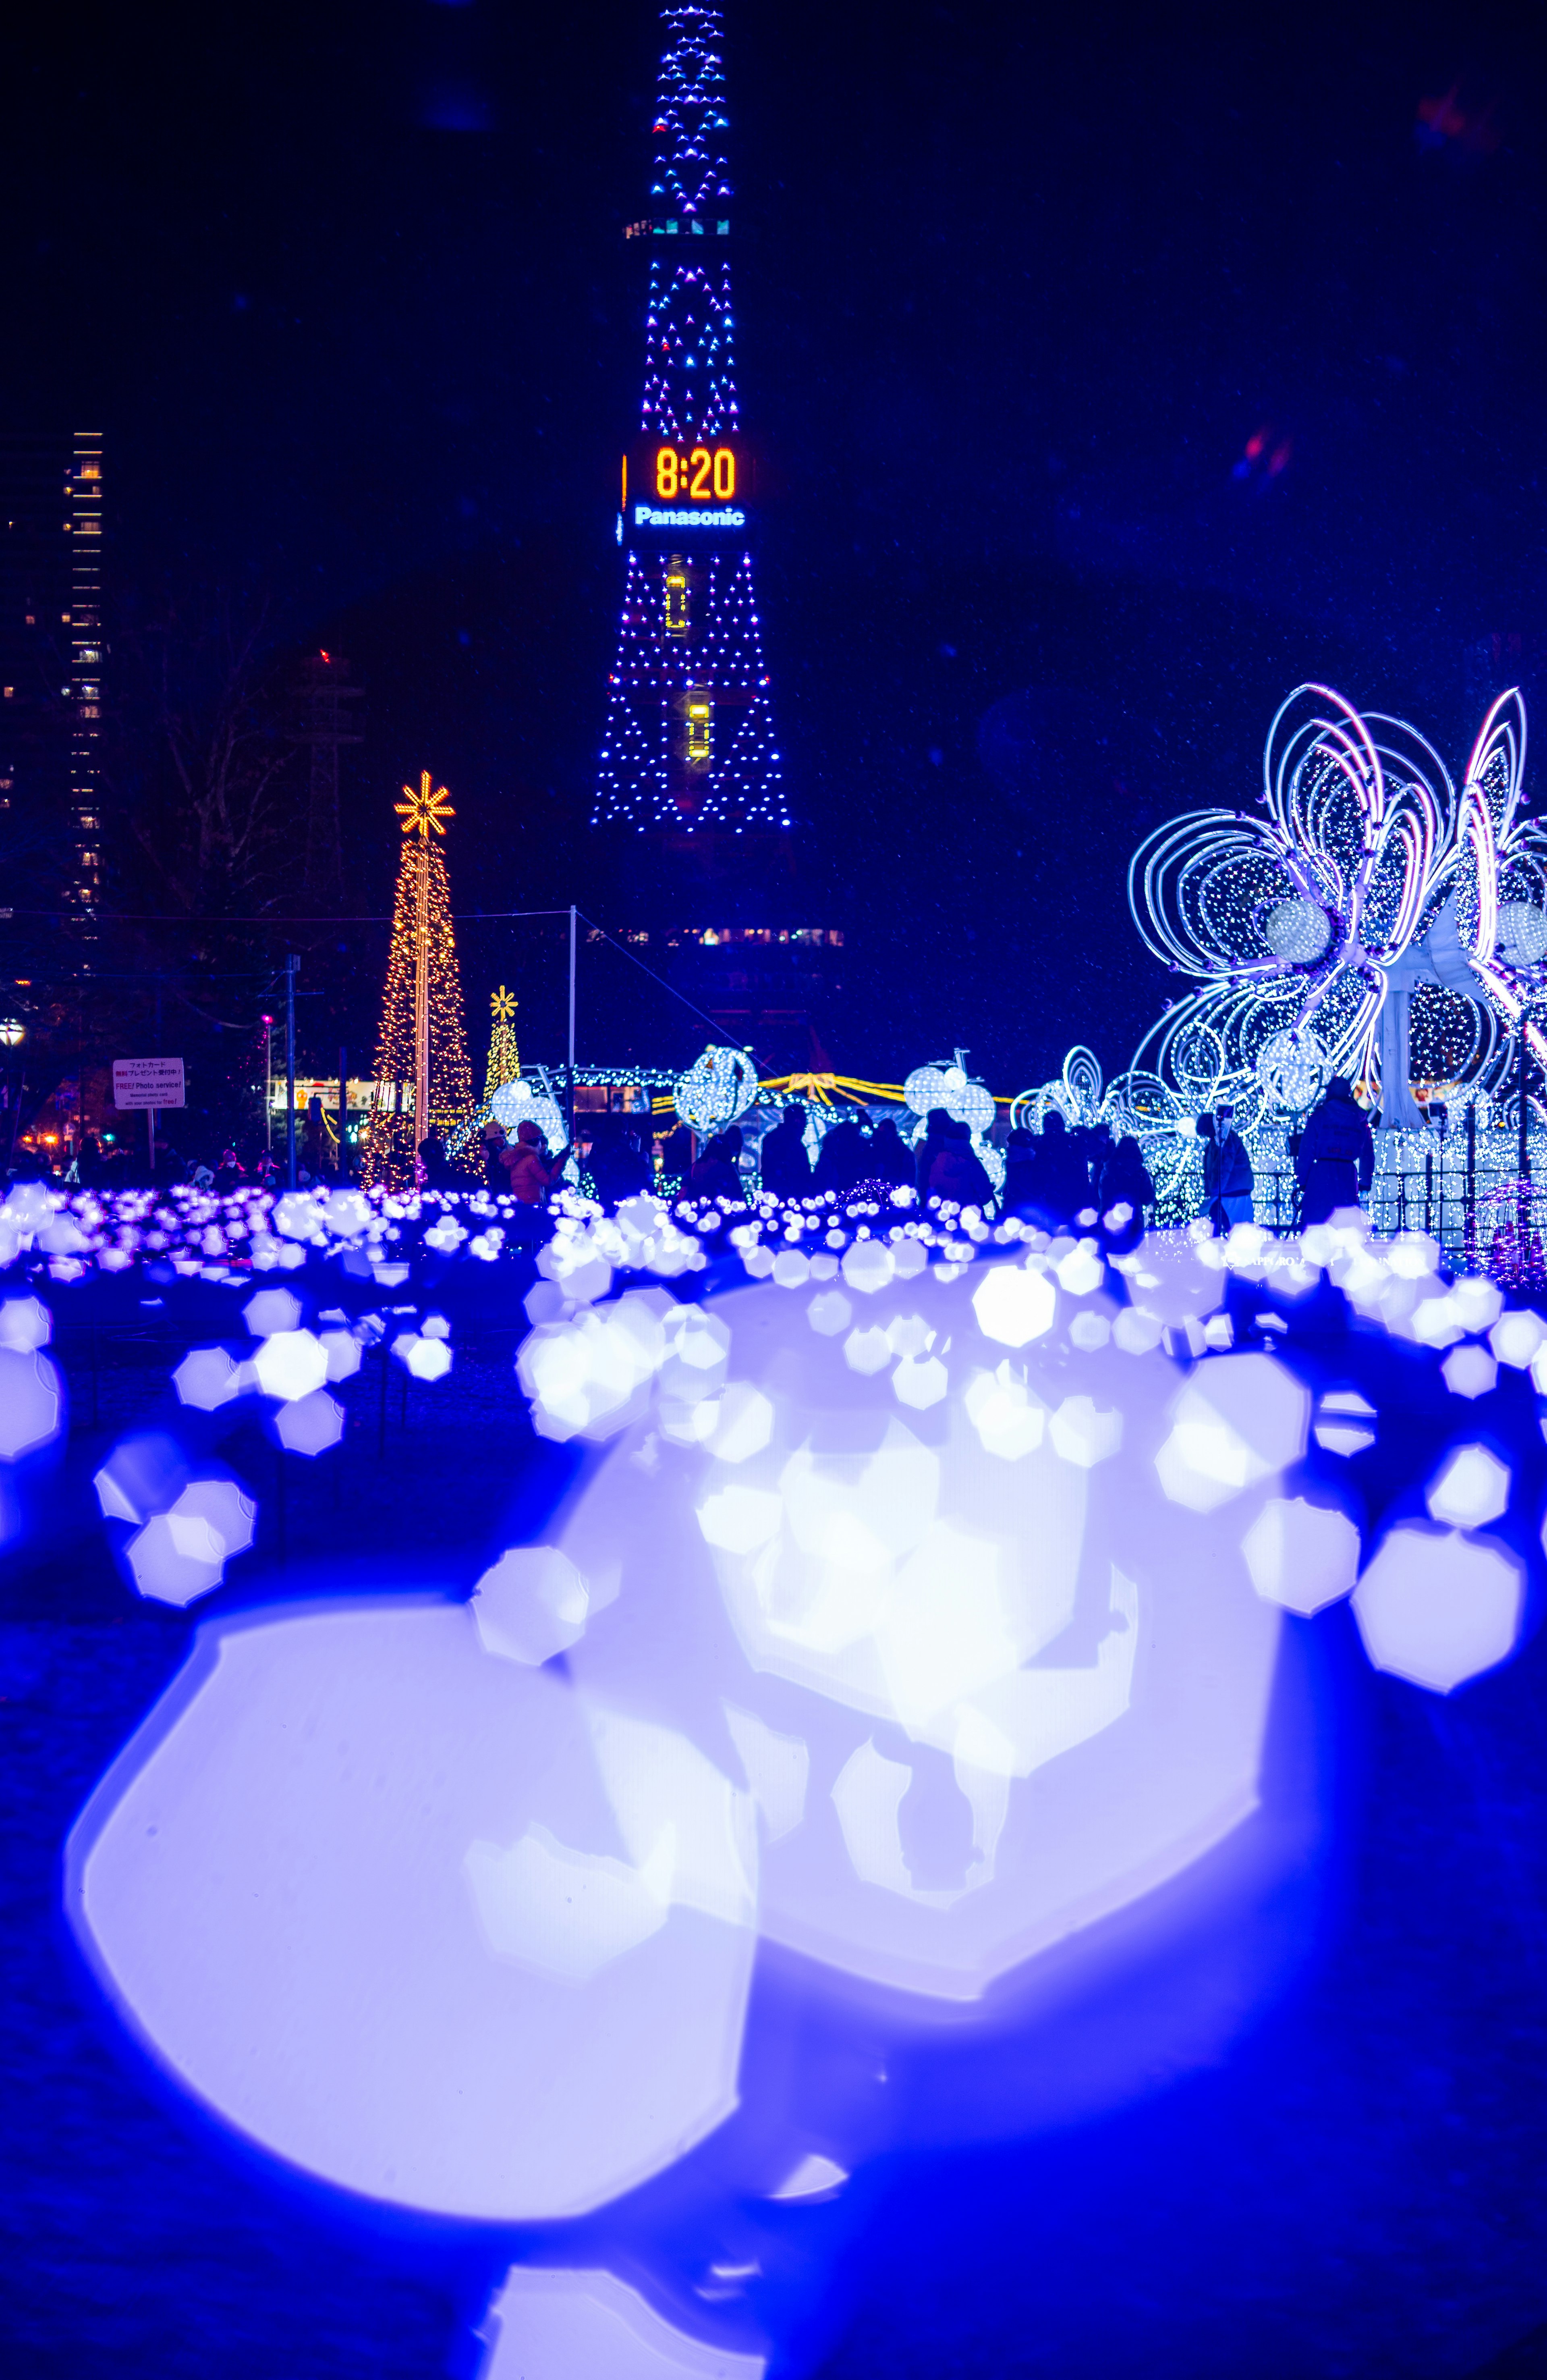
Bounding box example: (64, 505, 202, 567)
(592, 2, 790, 840)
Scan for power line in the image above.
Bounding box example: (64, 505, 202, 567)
(576, 911, 747, 1052)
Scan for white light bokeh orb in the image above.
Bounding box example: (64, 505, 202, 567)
(559, 1263, 1288, 2002)
(480, 2267, 766, 2380)
(1352, 1526, 1524, 1693)
(70, 1603, 758, 2219)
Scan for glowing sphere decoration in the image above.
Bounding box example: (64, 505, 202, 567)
(674, 1045, 759, 1135)
(903, 1051, 996, 1136)
(1262, 896, 1331, 964)
(491, 1076, 567, 1151)
(1255, 1026, 1329, 1114)
(1495, 899, 1547, 966)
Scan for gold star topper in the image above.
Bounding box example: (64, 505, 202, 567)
(396, 770, 454, 839)
(490, 986, 518, 1020)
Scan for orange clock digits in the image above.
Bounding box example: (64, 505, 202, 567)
(650, 445, 738, 505)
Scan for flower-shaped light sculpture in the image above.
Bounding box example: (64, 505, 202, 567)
(1129, 685, 1459, 1131)
(1413, 692, 1547, 1105)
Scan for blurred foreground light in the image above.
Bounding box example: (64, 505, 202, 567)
(1241, 1497, 1359, 1616)
(244, 1287, 302, 1339)
(0, 1346, 62, 1458)
(397, 1333, 453, 1382)
(1352, 1526, 1523, 1693)
(577, 1266, 1285, 2001)
(1427, 1444, 1510, 1531)
(274, 1389, 344, 1456)
(94, 1432, 186, 1524)
(841, 1239, 894, 1295)
(1048, 1394, 1122, 1468)
(324, 1188, 371, 1239)
(173, 1346, 241, 1411)
(769, 2152, 847, 2201)
(124, 1477, 255, 1606)
(1491, 1309, 1546, 1369)
(893, 1352, 948, 1409)
(70, 1603, 757, 2218)
(1441, 1344, 1497, 1400)
(175, 1478, 256, 1559)
(1155, 1355, 1308, 1512)
(253, 1329, 328, 1402)
(516, 1294, 678, 1443)
(806, 1289, 851, 1335)
(972, 1261, 1055, 1348)
(319, 1329, 362, 1382)
(127, 1510, 225, 1606)
(473, 1547, 589, 1666)
(479, 2267, 765, 2380)
(963, 1365, 1044, 1461)
(0, 1296, 50, 1351)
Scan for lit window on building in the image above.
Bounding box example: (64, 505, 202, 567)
(664, 560, 689, 635)
(686, 696, 711, 762)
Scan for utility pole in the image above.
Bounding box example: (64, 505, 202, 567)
(415, 834, 431, 1157)
(286, 955, 299, 1189)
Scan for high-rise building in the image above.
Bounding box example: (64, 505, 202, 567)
(589, 6, 841, 1066)
(0, 429, 105, 919)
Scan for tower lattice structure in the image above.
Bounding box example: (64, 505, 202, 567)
(592, 3, 790, 838)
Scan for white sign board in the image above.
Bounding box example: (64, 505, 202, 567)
(113, 1058, 186, 1111)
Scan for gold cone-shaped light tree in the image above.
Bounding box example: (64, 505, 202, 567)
(361, 772, 475, 1188)
(483, 985, 521, 1099)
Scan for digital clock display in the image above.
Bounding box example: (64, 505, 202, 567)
(622, 441, 751, 532)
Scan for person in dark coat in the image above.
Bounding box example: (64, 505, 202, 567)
(913, 1107, 953, 1198)
(865, 1116, 914, 1188)
(303, 1094, 331, 1181)
(924, 1117, 993, 1211)
(658, 1122, 695, 1190)
(1294, 1077, 1374, 1225)
(686, 1127, 744, 1202)
(814, 1115, 869, 1195)
(1023, 1109, 1091, 1226)
(481, 1121, 508, 1193)
(417, 1131, 454, 1190)
(1001, 1126, 1038, 1216)
(757, 1104, 812, 1197)
(1098, 1136, 1156, 1253)
(589, 1118, 653, 1205)
(1200, 1106, 1254, 1231)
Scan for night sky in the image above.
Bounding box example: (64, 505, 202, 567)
(4, 0, 1544, 1088)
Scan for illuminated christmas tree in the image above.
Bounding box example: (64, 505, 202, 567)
(483, 986, 521, 1098)
(361, 772, 475, 1188)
